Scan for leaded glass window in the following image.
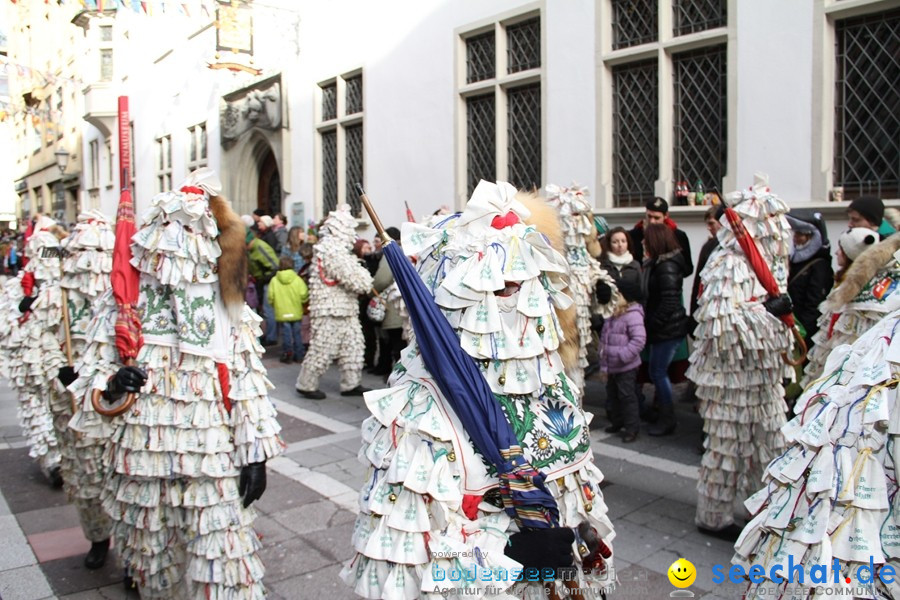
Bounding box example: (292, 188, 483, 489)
(321, 83, 337, 121)
(321, 130, 337, 214)
(613, 60, 659, 207)
(466, 31, 495, 83)
(612, 0, 658, 50)
(467, 94, 495, 196)
(507, 18, 540, 74)
(507, 84, 541, 192)
(673, 45, 727, 197)
(834, 9, 900, 199)
(346, 75, 363, 115)
(673, 0, 726, 37)
(345, 124, 364, 215)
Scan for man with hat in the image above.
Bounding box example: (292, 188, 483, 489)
(629, 197, 693, 276)
(847, 195, 895, 239)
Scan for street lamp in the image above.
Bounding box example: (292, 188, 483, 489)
(54, 148, 70, 220)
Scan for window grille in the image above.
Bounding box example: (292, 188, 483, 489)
(673, 0, 726, 37)
(613, 60, 659, 207)
(834, 9, 900, 199)
(321, 130, 338, 214)
(611, 0, 658, 50)
(466, 94, 496, 196)
(507, 18, 540, 74)
(507, 84, 541, 192)
(345, 124, 364, 215)
(321, 83, 337, 121)
(466, 31, 495, 83)
(673, 45, 727, 197)
(346, 75, 363, 115)
(100, 49, 113, 81)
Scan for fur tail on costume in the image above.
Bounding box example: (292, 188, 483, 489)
(517, 191, 579, 371)
(825, 232, 900, 311)
(209, 195, 248, 322)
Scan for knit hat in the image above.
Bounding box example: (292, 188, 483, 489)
(646, 197, 668, 214)
(839, 227, 878, 261)
(617, 274, 643, 304)
(240, 214, 254, 227)
(259, 215, 274, 229)
(848, 196, 884, 227)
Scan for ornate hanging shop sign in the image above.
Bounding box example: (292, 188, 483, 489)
(209, 0, 260, 75)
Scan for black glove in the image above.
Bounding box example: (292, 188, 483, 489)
(18, 296, 35, 314)
(102, 366, 147, 402)
(595, 281, 612, 305)
(57, 366, 78, 387)
(505, 527, 575, 570)
(239, 461, 267, 508)
(590, 314, 605, 333)
(763, 294, 793, 318)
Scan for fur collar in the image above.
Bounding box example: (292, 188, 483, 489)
(209, 195, 248, 321)
(824, 232, 900, 311)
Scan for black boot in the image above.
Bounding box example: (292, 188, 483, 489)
(647, 403, 676, 436)
(49, 466, 63, 489)
(84, 539, 110, 569)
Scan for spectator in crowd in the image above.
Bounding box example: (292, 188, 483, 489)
(372, 227, 404, 377)
(297, 242, 314, 351)
(257, 215, 281, 255)
(353, 238, 380, 371)
(272, 213, 289, 254)
(599, 276, 646, 443)
(599, 226, 641, 290)
(269, 255, 309, 363)
(690, 205, 725, 318)
(641, 224, 691, 436)
(281, 226, 307, 271)
(785, 210, 833, 348)
(629, 197, 693, 276)
(246, 226, 279, 345)
(252, 208, 266, 230)
(846, 195, 895, 239)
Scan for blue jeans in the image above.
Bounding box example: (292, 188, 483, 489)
(648, 338, 683, 406)
(261, 284, 277, 343)
(282, 320, 304, 358)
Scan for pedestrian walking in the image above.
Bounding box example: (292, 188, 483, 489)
(268, 255, 309, 363)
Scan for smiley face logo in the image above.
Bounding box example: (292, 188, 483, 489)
(668, 558, 696, 588)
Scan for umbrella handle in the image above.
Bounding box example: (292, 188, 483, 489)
(782, 326, 808, 367)
(356, 183, 390, 242)
(91, 360, 139, 418)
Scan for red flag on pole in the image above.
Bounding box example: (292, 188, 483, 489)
(111, 96, 142, 363)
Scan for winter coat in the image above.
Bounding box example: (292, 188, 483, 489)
(690, 236, 720, 316)
(599, 303, 646, 374)
(373, 255, 402, 330)
(788, 245, 834, 341)
(643, 250, 690, 343)
(268, 269, 309, 322)
(600, 255, 642, 292)
(247, 239, 279, 285)
(629, 218, 694, 276)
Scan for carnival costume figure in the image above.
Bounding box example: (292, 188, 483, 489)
(545, 184, 619, 399)
(11, 215, 66, 486)
(51, 210, 116, 567)
(688, 181, 793, 536)
(341, 181, 615, 599)
(733, 308, 900, 600)
(295, 204, 374, 399)
(802, 233, 900, 387)
(98, 171, 284, 599)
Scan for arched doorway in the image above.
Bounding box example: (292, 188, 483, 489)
(257, 148, 281, 215)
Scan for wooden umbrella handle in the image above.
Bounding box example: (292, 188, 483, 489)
(356, 183, 390, 242)
(782, 326, 808, 367)
(91, 360, 139, 418)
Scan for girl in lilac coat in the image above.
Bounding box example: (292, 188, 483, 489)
(599, 277, 646, 442)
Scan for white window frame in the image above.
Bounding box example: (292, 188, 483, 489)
(315, 69, 364, 218)
(596, 0, 737, 209)
(156, 135, 172, 194)
(811, 0, 898, 202)
(454, 4, 546, 207)
(187, 122, 208, 172)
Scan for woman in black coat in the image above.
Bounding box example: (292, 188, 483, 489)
(785, 213, 833, 349)
(642, 224, 691, 436)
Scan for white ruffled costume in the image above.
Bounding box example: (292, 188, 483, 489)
(687, 181, 793, 530)
(0, 273, 25, 381)
(9, 217, 65, 480)
(296, 204, 374, 393)
(99, 175, 284, 600)
(733, 309, 900, 600)
(545, 184, 619, 398)
(57, 211, 115, 543)
(341, 181, 615, 599)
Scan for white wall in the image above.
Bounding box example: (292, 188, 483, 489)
(735, 0, 814, 205)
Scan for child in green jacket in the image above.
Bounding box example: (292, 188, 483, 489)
(268, 256, 310, 363)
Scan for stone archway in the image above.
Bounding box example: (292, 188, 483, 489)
(223, 131, 283, 216)
(257, 146, 281, 216)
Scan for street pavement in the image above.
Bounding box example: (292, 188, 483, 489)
(0, 349, 750, 600)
